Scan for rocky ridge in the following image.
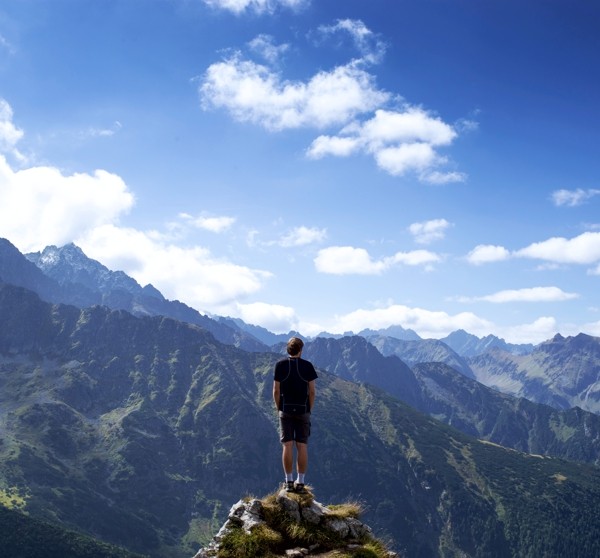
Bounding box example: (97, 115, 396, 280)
(194, 487, 397, 558)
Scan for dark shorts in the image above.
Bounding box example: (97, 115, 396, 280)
(279, 412, 311, 444)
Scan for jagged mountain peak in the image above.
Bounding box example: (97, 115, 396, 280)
(366, 334, 476, 379)
(0, 237, 64, 302)
(468, 332, 600, 413)
(26, 242, 147, 297)
(0, 237, 25, 255)
(5, 239, 265, 352)
(539, 332, 600, 356)
(32, 242, 92, 269)
(357, 324, 421, 341)
(545, 331, 597, 345)
(37, 242, 84, 263)
(442, 328, 533, 357)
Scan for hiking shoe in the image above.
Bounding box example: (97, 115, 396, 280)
(284, 480, 295, 493)
(294, 483, 307, 494)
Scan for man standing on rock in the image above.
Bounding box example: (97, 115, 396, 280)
(273, 337, 317, 494)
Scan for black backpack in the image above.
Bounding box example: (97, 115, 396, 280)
(280, 359, 309, 414)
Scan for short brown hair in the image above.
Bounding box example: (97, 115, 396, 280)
(286, 336, 304, 356)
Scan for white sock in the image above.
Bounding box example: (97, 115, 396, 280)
(296, 473, 305, 484)
(286, 473, 294, 482)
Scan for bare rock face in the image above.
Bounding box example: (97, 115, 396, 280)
(193, 488, 397, 558)
(193, 498, 266, 557)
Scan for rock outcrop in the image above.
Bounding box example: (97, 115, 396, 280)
(193, 487, 398, 558)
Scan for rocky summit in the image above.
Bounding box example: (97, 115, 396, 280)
(194, 487, 397, 558)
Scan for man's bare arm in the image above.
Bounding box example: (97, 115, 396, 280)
(273, 381, 280, 412)
(308, 380, 315, 412)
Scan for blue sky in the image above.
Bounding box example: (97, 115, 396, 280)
(1, 0, 600, 343)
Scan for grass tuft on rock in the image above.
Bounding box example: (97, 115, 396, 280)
(218, 523, 283, 558)
(326, 501, 364, 520)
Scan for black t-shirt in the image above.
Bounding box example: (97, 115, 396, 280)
(274, 357, 318, 413)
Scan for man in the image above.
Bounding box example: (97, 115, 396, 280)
(273, 336, 317, 494)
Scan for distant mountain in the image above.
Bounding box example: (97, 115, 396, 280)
(4, 282, 600, 557)
(411, 361, 600, 465)
(3, 238, 543, 359)
(365, 335, 475, 379)
(307, 335, 423, 409)
(216, 316, 296, 347)
(26, 242, 170, 312)
(314, 330, 346, 339)
(307, 335, 600, 466)
(358, 324, 421, 341)
(468, 333, 600, 414)
(442, 329, 534, 357)
(0, 238, 65, 303)
(0, 239, 267, 352)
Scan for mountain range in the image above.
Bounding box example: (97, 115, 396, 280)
(15, 241, 267, 353)
(4, 239, 534, 359)
(468, 334, 600, 414)
(2, 237, 600, 557)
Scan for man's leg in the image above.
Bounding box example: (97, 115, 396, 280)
(294, 442, 308, 492)
(296, 442, 308, 476)
(282, 441, 294, 477)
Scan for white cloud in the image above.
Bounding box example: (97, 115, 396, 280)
(360, 108, 457, 147)
(0, 155, 134, 253)
(248, 34, 290, 64)
(330, 304, 494, 340)
(551, 188, 600, 207)
(314, 245, 440, 275)
(466, 244, 511, 265)
(180, 213, 237, 233)
(516, 232, 600, 264)
(580, 318, 600, 337)
(326, 304, 561, 344)
(317, 19, 387, 64)
(78, 224, 271, 312)
(454, 117, 479, 133)
(459, 286, 579, 304)
(0, 99, 25, 162)
(0, 131, 270, 315)
(494, 317, 559, 345)
(200, 55, 388, 131)
(202, 0, 308, 14)
(467, 232, 600, 270)
(235, 301, 297, 332)
(0, 33, 16, 55)
(420, 170, 467, 185)
(202, 26, 463, 182)
(279, 226, 327, 247)
(83, 120, 122, 139)
(315, 246, 384, 275)
(307, 108, 463, 182)
(165, 212, 238, 240)
(390, 249, 441, 267)
(409, 218, 452, 245)
(306, 135, 360, 158)
(374, 142, 437, 176)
